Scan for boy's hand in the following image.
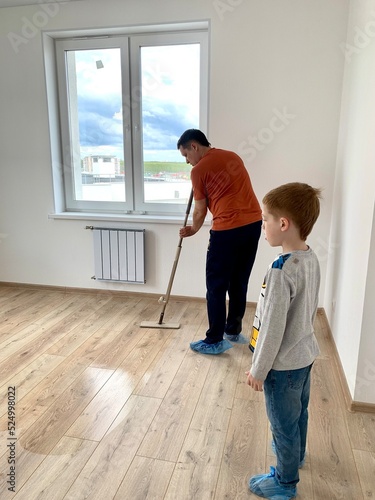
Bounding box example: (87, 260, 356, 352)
(245, 371, 264, 392)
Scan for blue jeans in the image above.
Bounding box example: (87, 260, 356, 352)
(205, 221, 261, 342)
(264, 364, 313, 487)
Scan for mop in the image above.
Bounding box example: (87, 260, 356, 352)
(140, 188, 194, 329)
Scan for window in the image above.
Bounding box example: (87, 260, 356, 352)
(53, 25, 209, 215)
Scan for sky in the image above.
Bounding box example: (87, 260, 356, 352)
(72, 44, 200, 163)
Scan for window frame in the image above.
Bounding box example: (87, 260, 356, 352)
(50, 23, 209, 217)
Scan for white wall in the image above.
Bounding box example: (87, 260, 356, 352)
(356, 204, 375, 403)
(0, 1, 348, 307)
(324, 0, 375, 403)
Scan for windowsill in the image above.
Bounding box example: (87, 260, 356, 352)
(48, 212, 211, 226)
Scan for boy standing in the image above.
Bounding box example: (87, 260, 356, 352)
(246, 182, 321, 499)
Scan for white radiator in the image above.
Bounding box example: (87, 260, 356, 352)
(87, 227, 145, 284)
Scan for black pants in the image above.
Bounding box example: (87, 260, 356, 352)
(205, 220, 262, 343)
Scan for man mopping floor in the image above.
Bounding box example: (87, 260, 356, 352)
(177, 129, 262, 355)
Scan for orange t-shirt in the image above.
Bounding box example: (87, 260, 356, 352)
(191, 148, 261, 231)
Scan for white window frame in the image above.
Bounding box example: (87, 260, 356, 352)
(47, 23, 209, 217)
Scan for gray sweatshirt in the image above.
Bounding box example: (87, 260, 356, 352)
(250, 247, 320, 381)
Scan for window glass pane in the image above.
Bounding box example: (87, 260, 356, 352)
(66, 48, 125, 202)
(140, 44, 200, 204)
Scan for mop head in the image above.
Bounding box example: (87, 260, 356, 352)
(139, 320, 180, 329)
(140, 295, 179, 328)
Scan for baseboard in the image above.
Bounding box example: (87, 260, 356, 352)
(318, 308, 375, 414)
(349, 401, 375, 413)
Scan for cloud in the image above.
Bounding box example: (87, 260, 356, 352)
(74, 44, 200, 159)
(141, 97, 197, 150)
(77, 95, 123, 147)
(78, 94, 197, 153)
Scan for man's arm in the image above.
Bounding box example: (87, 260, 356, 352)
(179, 198, 207, 237)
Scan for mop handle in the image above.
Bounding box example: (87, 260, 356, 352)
(158, 189, 194, 324)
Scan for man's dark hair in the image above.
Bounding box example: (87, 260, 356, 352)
(177, 129, 211, 149)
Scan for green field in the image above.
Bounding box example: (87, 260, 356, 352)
(144, 161, 191, 174)
(114, 161, 191, 176)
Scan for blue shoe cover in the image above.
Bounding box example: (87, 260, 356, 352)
(190, 339, 233, 354)
(224, 332, 249, 344)
(249, 466, 296, 499)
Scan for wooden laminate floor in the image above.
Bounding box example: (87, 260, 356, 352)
(0, 286, 374, 499)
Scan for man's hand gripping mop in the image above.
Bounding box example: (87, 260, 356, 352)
(140, 189, 194, 329)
